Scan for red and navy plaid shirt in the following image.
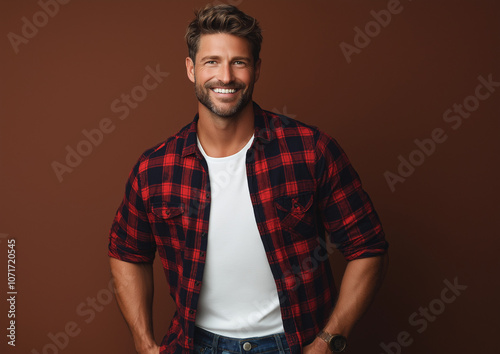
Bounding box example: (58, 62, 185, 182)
(108, 102, 388, 353)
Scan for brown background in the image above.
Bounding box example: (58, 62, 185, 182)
(1, 0, 499, 353)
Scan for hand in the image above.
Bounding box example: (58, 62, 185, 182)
(303, 337, 330, 354)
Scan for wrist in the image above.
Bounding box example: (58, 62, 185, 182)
(317, 330, 347, 353)
(133, 335, 157, 352)
(323, 315, 350, 339)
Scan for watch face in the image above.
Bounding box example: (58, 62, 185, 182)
(330, 336, 347, 352)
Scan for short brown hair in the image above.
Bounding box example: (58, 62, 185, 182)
(185, 4, 262, 64)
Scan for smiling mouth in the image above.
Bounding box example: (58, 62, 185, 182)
(211, 88, 239, 94)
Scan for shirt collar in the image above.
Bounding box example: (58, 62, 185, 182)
(181, 101, 274, 158)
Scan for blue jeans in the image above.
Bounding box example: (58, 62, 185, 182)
(193, 326, 290, 354)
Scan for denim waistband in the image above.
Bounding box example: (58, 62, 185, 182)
(194, 326, 289, 353)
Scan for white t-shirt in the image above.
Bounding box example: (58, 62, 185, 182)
(195, 134, 284, 337)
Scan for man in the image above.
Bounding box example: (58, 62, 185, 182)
(109, 4, 389, 354)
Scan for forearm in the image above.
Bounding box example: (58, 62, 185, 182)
(325, 252, 389, 337)
(109, 257, 157, 352)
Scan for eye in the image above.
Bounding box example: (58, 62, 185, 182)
(234, 61, 246, 65)
(205, 60, 217, 65)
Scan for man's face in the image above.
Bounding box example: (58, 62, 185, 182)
(186, 33, 261, 118)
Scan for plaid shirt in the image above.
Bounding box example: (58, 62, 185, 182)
(108, 102, 388, 353)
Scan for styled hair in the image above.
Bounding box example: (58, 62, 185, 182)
(185, 4, 262, 64)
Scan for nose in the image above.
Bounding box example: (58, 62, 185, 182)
(218, 62, 234, 84)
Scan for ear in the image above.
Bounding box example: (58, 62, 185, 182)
(186, 57, 195, 83)
(254, 58, 262, 83)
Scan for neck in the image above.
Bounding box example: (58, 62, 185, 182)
(197, 101, 255, 157)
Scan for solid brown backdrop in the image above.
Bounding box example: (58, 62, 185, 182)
(1, 0, 499, 353)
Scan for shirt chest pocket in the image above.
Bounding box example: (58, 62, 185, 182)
(274, 192, 316, 239)
(151, 202, 185, 249)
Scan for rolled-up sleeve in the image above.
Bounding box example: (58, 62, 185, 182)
(315, 132, 389, 260)
(108, 155, 156, 263)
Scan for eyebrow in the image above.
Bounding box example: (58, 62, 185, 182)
(199, 55, 252, 62)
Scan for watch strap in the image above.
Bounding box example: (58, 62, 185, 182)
(317, 330, 335, 345)
(317, 330, 347, 353)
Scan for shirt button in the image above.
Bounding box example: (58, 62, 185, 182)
(195, 281, 200, 286)
(206, 192, 210, 199)
(294, 202, 299, 208)
(201, 232, 207, 237)
(200, 252, 205, 257)
(189, 309, 194, 314)
(243, 342, 252, 351)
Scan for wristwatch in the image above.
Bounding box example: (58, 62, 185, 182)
(317, 330, 347, 353)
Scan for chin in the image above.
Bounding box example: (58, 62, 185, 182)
(210, 108, 240, 119)
(209, 99, 251, 118)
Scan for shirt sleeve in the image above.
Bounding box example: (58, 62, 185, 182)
(315, 131, 389, 260)
(108, 155, 156, 263)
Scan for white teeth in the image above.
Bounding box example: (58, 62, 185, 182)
(213, 88, 236, 94)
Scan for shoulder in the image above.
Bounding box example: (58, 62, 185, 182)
(262, 108, 320, 136)
(261, 108, 343, 158)
(132, 120, 194, 173)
